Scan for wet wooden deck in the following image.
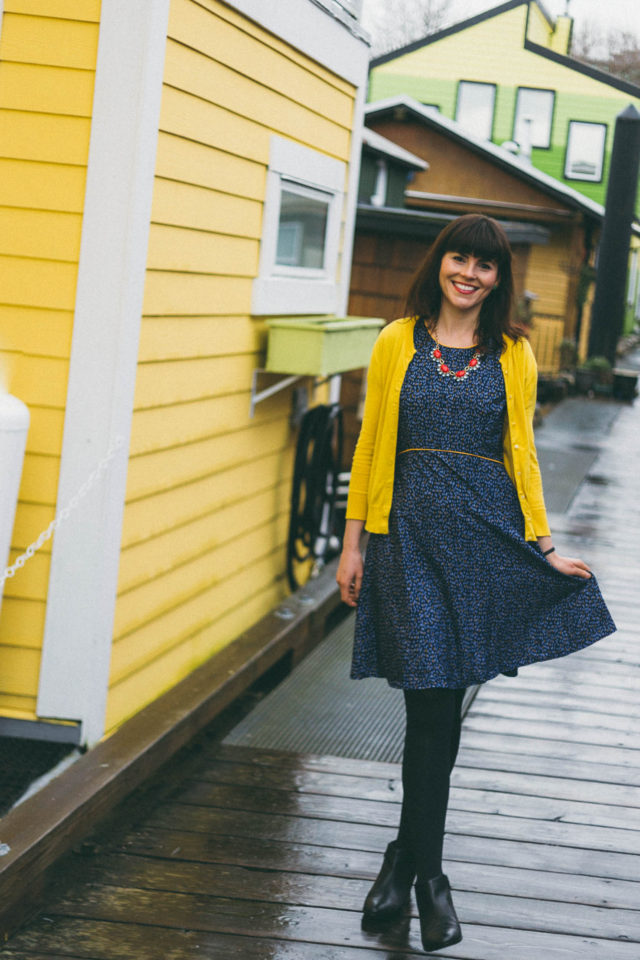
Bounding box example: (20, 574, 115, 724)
(2, 399, 640, 958)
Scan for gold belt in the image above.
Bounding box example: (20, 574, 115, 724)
(398, 447, 503, 465)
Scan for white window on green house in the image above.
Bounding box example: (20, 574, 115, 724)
(514, 88, 555, 149)
(252, 136, 346, 315)
(565, 121, 607, 182)
(455, 81, 496, 141)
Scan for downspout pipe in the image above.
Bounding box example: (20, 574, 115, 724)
(588, 104, 640, 364)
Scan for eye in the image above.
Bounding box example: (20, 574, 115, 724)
(452, 254, 465, 262)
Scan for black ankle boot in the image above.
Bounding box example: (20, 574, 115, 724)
(415, 873, 462, 952)
(362, 840, 416, 922)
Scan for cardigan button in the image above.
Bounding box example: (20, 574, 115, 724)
(514, 443, 519, 449)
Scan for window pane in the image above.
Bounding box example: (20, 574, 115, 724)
(515, 88, 554, 148)
(276, 189, 329, 268)
(456, 82, 495, 141)
(565, 122, 606, 181)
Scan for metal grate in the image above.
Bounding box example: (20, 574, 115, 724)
(224, 613, 408, 763)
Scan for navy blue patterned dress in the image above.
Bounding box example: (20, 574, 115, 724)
(351, 321, 616, 689)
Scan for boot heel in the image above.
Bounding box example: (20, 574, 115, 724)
(362, 840, 416, 922)
(415, 873, 462, 952)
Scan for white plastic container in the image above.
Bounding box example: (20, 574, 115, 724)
(0, 394, 30, 605)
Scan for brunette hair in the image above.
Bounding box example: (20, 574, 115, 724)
(405, 214, 525, 352)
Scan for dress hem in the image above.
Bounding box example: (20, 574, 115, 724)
(349, 620, 616, 689)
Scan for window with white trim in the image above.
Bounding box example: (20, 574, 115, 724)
(565, 121, 607, 181)
(252, 136, 346, 315)
(455, 81, 495, 141)
(514, 88, 554, 149)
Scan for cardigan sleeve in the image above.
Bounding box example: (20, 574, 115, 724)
(523, 339, 551, 538)
(345, 331, 385, 522)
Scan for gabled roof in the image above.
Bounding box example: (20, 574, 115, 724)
(369, 0, 640, 99)
(365, 95, 612, 222)
(523, 38, 640, 98)
(371, 0, 534, 68)
(361, 127, 428, 169)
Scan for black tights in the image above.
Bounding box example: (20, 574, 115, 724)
(396, 687, 466, 882)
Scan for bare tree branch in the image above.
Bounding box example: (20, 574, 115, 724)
(571, 20, 640, 85)
(367, 0, 453, 57)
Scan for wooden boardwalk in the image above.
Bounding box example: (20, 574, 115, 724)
(2, 399, 640, 957)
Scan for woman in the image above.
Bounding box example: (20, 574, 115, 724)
(336, 214, 616, 954)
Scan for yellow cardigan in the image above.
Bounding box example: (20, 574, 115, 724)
(346, 317, 551, 542)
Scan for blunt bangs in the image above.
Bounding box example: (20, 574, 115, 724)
(443, 216, 510, 269)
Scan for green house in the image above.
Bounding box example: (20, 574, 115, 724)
(369, 0, 640, 211)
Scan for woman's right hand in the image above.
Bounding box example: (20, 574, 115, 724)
(336, 546, 364, 607)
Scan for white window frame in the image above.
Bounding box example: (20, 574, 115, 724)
(455, 81, 496, 142)
(564, 121, 607, 182)
(252, 136, 345, 316)
(513, 87, 555, 149)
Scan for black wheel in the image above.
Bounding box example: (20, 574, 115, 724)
(287, 404, 343, 591)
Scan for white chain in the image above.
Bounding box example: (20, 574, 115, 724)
(0, 435, 125, 588)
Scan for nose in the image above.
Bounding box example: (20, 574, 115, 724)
(460, 261, 478, 279)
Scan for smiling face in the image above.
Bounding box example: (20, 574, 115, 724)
(438, 251, 499, 313)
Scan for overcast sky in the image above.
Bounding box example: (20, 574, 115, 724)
(362, 0, 640, 43)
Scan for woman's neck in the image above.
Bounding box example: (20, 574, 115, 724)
(432, 303, 480, 347)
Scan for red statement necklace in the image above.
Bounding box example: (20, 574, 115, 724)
(428, 326, 482, 381)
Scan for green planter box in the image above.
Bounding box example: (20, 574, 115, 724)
(265, 316, 385, 377)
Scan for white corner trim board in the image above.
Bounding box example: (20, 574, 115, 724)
(37, 0, 172, 747)
(338, 81, 366, 315)
(228, 0, 369, 87)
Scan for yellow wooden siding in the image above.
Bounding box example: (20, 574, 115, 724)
(137, 315, 262, 363)
(525, 230, 573, 319)
(0, 4, 100, 720)
(105, 575, 284, 732)
(6, 0, 100, 18)
(529, 318, 565, 374)
(112, 510, 290, 670)
(107, 0, 357, 733)
(525, 3, 551, 47)
(525, 226, 581, 374)
(549, 17, 572, 55)
(118, 476, 291, 589)
(0, 158, 87, 211)
(121, 448, 292, 548)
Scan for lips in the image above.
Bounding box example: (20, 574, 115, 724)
(452, 281, 478, 294)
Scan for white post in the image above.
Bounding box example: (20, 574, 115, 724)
(37, 0, 171, 746)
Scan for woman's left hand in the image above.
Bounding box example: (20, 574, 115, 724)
(546, 551, 592, 579)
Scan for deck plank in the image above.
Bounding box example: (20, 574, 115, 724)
(175, 778, 637, 831)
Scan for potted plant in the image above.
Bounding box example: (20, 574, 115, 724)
(575, 355, 613, 396)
